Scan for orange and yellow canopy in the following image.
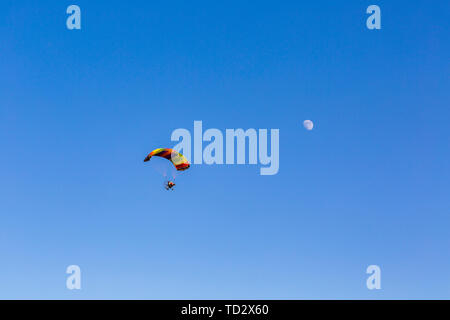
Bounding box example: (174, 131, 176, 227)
(144, 148, 190, 171)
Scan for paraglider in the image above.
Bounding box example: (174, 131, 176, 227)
(144, 148, 190, 171)
(165, 181, 176, 190)
(144, 148, 190, 190)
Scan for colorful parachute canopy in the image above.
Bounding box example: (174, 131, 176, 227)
(144, 148, 190, 171)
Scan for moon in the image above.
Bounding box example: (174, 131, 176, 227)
(303, 120, 314, 130)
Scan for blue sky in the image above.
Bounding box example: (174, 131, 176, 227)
(0, 0, 449, 299)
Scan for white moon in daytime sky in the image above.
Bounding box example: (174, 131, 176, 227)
(303, 120, 314, 130)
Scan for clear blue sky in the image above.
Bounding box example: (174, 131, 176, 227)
(1, 0, 449, 299)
